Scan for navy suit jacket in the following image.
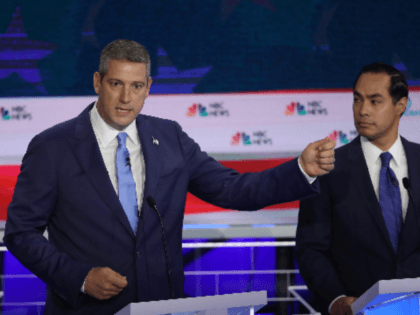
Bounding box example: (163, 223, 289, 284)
(296, 136, 420, 314)
(4, 103, 319, 314)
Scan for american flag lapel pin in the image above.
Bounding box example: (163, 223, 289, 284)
(152, 136, 159, 145)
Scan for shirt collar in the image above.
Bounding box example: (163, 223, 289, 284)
(360, 135, 404, 167)
(90, 101, 139, 147)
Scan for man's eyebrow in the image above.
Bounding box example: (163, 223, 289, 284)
(366, 93, 384, 99)
(353, 91, 384, 99)
(106, 78, 146, 84)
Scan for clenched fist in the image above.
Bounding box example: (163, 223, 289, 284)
(300, 137, 336, 177)
(84, 267, 128, 300)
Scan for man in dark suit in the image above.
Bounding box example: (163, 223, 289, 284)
(4, 39, 335, 314)
(296, 62, 420, 315)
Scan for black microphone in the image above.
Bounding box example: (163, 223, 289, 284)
(146, 196, 175, 299)
(403, 177, 411, 191)
(403, 178, 415, 206)
(125, 157, 131, 167)
(403, 177, 420, 228)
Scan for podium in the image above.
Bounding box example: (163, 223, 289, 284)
(352, 278, 420, 314)
(115, 291, 267, 315)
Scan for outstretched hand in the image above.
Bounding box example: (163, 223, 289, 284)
(84, 267, 128, 300)
(300, 137, 336, 177)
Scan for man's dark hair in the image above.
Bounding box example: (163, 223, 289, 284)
(353, 62, 408, 105)
(99, 39, 151, 80)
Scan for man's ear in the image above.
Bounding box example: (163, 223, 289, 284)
(93, 72, 102, 95)
(396, 96, 408, 116)
(146, 77, 153, 97)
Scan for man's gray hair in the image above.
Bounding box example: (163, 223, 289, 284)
(99, 39, 151, 79)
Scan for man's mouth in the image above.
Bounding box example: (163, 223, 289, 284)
(357, 121, 374, 126)
(116, 108, 131, 113)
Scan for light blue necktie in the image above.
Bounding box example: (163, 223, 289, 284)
(379, 152, 402, 253)
(116, 132, 138, 233)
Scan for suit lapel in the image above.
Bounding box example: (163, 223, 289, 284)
(136, 115, 162, 209)
(347, 137, 395, 252)
(69, 103, 135, 238)
(401, 138, 420, 230)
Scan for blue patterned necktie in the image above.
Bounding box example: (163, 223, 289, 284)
(116, 132, 138, 233)
(379, 152, 402, 253)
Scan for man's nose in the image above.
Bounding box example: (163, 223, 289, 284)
(119, 86, 131, 104)
(358, 100, 369, 116)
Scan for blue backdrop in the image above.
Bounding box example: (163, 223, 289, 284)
(1, 0, 420, 97)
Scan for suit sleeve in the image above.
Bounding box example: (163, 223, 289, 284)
(3, 135, 94, 308)
(175, 122, 320, 210)
(295, 175, 346, 313)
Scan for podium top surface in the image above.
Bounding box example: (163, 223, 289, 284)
(116, 291, 268, 315)
(352, 278, 420, 314)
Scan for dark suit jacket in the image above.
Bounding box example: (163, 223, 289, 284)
(296, 136, 420, 314)
(4, 103, 319, 315)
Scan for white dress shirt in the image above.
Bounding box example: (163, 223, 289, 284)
(361, 135, 409, 219)
(329, 135, 409, 313)
(89, 102, 146, 209)
(81, 102, 146, 293)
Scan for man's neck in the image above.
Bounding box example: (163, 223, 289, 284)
(367, 133, 398, 152)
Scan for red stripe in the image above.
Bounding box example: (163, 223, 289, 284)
(184, 158, 298, 214)
(0, 166, 20, 221)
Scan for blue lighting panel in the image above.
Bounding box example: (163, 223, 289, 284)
(183, 238, 276, 298)
(3, 251, 46, 314)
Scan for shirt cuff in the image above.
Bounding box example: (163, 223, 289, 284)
(298, 156, 317, 184)
(80, 277, 87, 293)
(329, 295, 347, 313)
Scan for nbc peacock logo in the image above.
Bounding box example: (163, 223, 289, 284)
(231, 132, 252, 145)
(186, 103, 208, 117)
(285, 102, 306, 116)
(285, 101, 327, 116)
(0, 106, 31, 121)
(187, 102, 229, 117)
(328, 130, 358, 145)
(1, 107, 11, 120)
(231, 131, 272, 146)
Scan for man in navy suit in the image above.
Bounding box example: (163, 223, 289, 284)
(296, 63, 420, 315)
(4, 39, 335, 314)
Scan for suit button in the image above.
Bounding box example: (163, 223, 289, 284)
(137, 251, 140, 256)
(396, 264, 401, 270)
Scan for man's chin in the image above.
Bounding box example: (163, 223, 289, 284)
(360, 132, 377, 141)
(355, 127, 375, 140)
(113, 117, 135, 130)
